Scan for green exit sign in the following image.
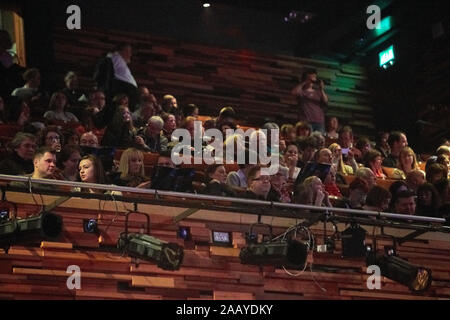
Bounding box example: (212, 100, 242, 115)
(379, 45, 395, 68)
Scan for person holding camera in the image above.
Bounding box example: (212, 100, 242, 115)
(291, 68, 328, 133)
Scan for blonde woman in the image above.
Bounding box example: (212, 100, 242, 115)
(329, 143, 354, 175)
(294, 176, 332, 207)
(114, 148, 150, 188)
(398, 147, 419, 177)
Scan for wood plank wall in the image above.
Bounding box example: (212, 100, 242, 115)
(0, 191, 449, 300)
(52, 27, 375, 136)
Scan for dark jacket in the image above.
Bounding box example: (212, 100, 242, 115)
(0, 152, 34, 175)
(203, 180, 236, 198)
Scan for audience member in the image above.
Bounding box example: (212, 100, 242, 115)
(244, 166, 275, 201)
(355, 167, 376, 190)
(62, 71, 86, 116)
(284, 143, 301, 182)
(329, 143, 354, 176)
(314, 148, 333, 165)
(40, 126, 64, 152)
(132, 94, 156, 128)
(375, 131, 390, 159)
(291, 68, 328, 132)
(294, 175, 332, 208)
(203, 164, 236, 197)
(114, 148, 150, 188)
(11, 68, 41, 102)
(56, 145, 82, 181)
(388, 180, 409, 212)
(135, 116, 168, 153)
(280, 123, 296, 146)
(77, 154, 109, 193)
(323, 164, 342, 197)
(44, 91, 79, 124)
(354, 136, 371, 163)
(80, 132, 99, 148)
(335, 178, 369, 210)
(338, 126, 358, 172)
(394, 190, 416, 215)
(295, 121, 312, 138)
(106, 43, 139, 109)
(296, 136, 317, 169)
(161, 112, 177, 142)
(182, 103, 199, 120)
(363, 149, 386, 179)
(363, 186, 391, 212)
(416, 183, 441, 217)
(434, 178, 449, 205)
(226, 164, 254, 189)
(30, 147, 57, 179)
(0, 132, 36, 175)
(397, 146, 419, 178)
(161, 94, 178, 114)
(382, 131, 408, 168)
(325, 116, 339, 140)
(101, 105, 137, 148)
(269, 166, 291, 203)
(426, 163, 448, 184)
(405, 170, 426, 193)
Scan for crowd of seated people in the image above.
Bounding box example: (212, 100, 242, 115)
(0, 33, 449, 221)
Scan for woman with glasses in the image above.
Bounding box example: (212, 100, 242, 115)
(244, 166, 277, 201)
(40, 125, 64, 152)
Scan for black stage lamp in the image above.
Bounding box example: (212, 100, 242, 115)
(239, 239, 308, 270)
(178, 226, 191, 241)
(117, 232, 184, 271)
(341, 224, 367, 258)
(366, 252, 432, 292)
(0, 212, 63, 252)
(83, 219, 99, 234)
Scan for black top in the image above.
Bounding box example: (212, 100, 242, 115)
(0, 152, 34, 176)
(203, 180, 236, 198)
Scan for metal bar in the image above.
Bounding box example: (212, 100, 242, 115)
(397, 230, 428, 245)
(44, 196, 71, 212)
(0, 174, 446, 224)
(173, 208, 199, 223)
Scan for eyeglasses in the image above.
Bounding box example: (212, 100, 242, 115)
(46, 136, 60, 141)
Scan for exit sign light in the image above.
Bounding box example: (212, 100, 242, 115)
(379, 45, 395, 69)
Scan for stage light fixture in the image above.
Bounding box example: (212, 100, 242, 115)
(239, 239, 308, 270)
(83, 219, 99, 234)
(178, 226, 191, 241)
(0, 208, 9, 223)
(366, 252, 432, 292)
(0, 211, 63, 252)
(117, 232, 184, 271)
(341, 224, 367, 258)
(203, 3, 210, 8)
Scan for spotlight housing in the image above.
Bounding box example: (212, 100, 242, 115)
(240, 240, 308, 270)
(341, 224, 367, 258)
(118, 232, 184, 271)
(83, 219, 99, 234)
(178, 226, 191, 241)
(0, 212, 63, 252)
(367, 252, 432, 292)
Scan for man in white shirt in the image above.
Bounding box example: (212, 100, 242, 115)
(107, 43, 139, 110)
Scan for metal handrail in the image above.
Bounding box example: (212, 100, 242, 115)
(0, 174, 447, 225)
